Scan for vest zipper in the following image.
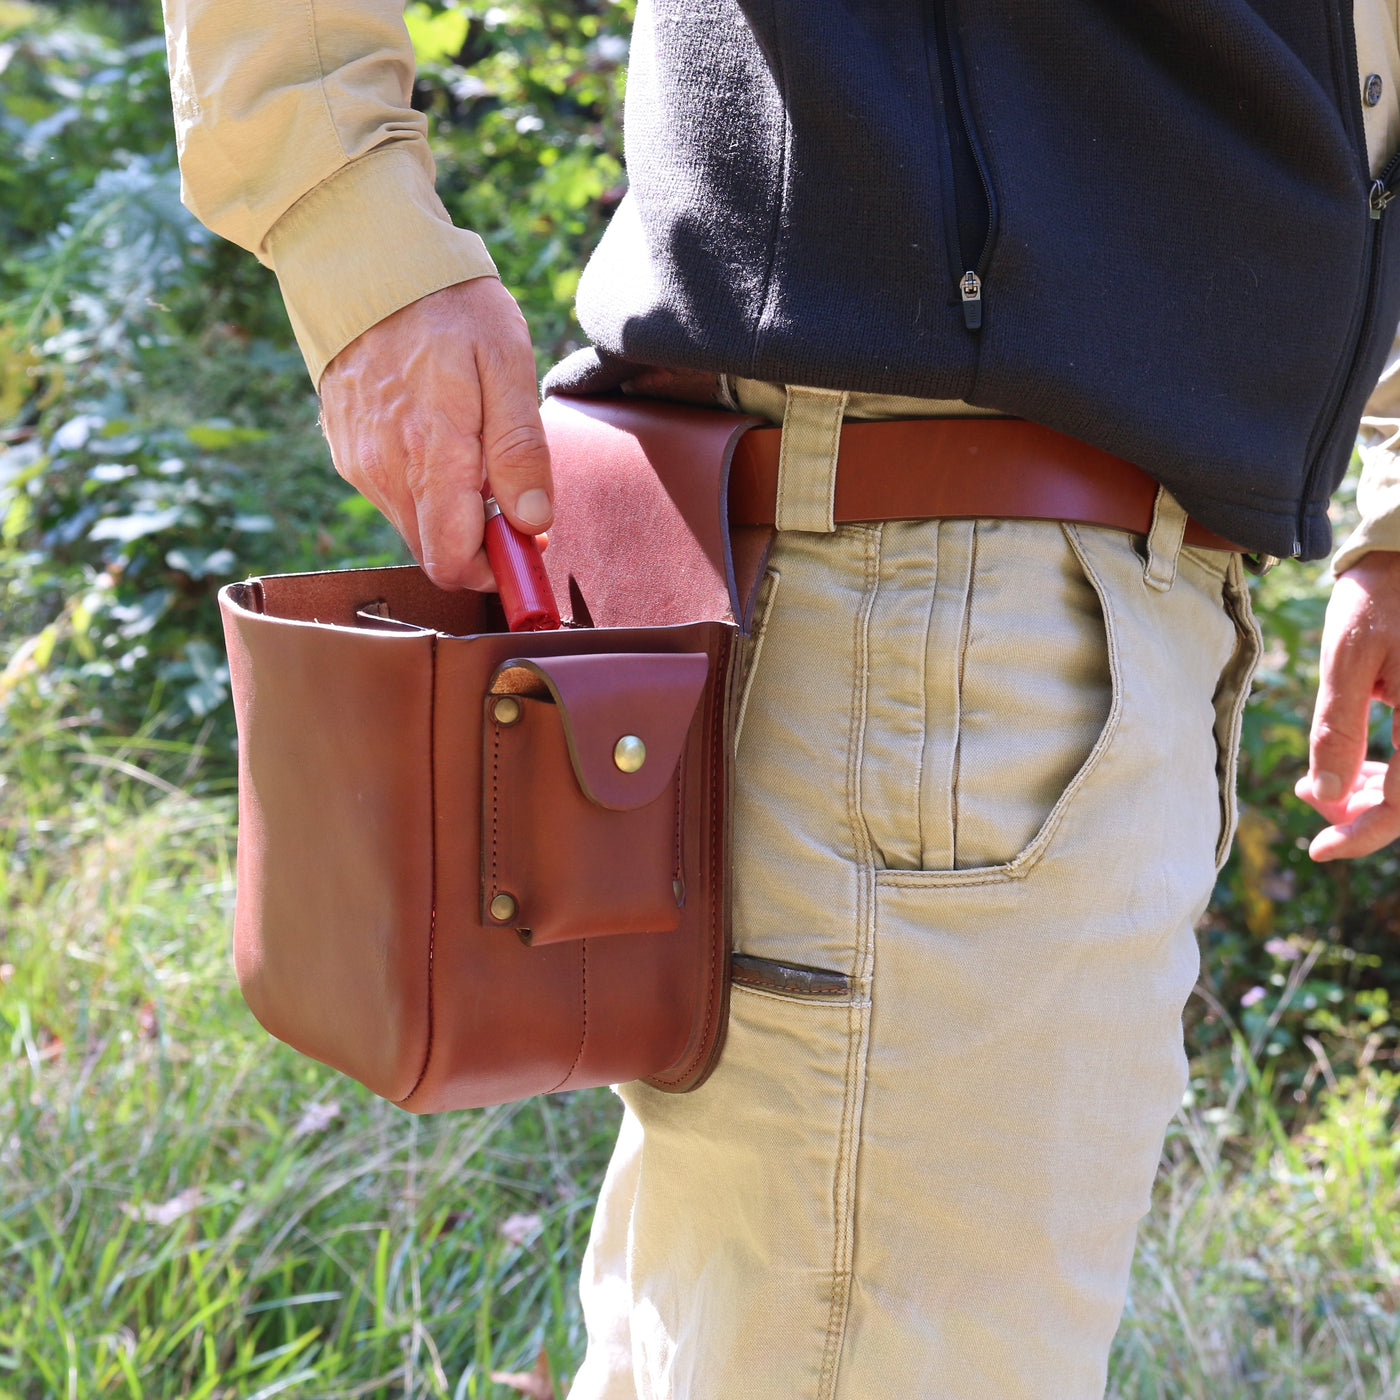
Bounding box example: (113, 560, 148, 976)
(931, 0, 996, 331)
(1370, 150, 1400, 218)
(960, 269, 984, 329)
(1296, 199, 1391, 556)
(1296, 8, 1396, 556)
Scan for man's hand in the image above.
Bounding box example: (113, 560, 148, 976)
(319, 276, 551, 592)
(1295, 549, 1400, 860)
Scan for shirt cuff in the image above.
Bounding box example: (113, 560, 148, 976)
(1329, 424, 1400, 577)
(266, 143, 498, 386)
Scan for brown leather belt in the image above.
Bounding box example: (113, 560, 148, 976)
(727, 416, 1246, 552)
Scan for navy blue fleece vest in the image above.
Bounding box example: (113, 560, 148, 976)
(545, 0, 1400, 560)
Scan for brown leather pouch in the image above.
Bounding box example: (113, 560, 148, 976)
(218, 395, 773, 1112)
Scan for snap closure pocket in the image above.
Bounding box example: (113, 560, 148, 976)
(483, 652, 709, 945)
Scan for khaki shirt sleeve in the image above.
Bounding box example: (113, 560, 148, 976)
(1330, 338, 1400, 576)
(162, 0, 497, 384)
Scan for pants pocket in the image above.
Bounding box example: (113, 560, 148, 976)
(730, 952, 854, 1002)
(891, 519, 1116, 873)
(592, 986, 865, 1400)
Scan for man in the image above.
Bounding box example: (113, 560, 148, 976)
(163, 2, 1400, 1395)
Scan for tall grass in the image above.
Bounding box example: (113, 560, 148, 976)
(5, 743, 1400, 1397)
(0, 737, 618, 1399)
(1112, 1061, 1400, 1397)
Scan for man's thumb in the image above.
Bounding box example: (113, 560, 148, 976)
(475, 322, 553, 534)
(481, 409, 552, 530)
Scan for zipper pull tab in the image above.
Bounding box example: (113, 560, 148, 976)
(1371, 179, 1394, 220)
(960, 270, 983, 329)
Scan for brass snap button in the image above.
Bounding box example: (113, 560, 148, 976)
(492, 696, 522, 726)
(489, 892, 518, 923)
(613, 735, 646, 772)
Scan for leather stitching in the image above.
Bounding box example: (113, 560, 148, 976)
(397, 633, 438, 1107)
(550, 940, 588, 1093)
(489, 715, 500, 904)
(672, 764, 683, 886)
(649, 633, 727, 1088)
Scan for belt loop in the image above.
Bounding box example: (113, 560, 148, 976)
(1143, 485, 1188, 592)
(776, 385, 848, 533)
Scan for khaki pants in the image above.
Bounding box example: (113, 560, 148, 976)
(570, 390, 1261, 1400)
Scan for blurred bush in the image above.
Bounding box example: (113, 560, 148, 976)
(1194, 522, 1400, 1118)
(2, 0, 1399, 1125)
(0, 0, 632, 755)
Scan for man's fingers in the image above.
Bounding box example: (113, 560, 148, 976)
(1309, 749, 1400, 860)
(412, 443, 495, 592)
(318, 277, 553, 587)
(1306, 601, 1376, 817)
(332, 444, 428, 573)
(1299, 554, 1400, 861)
(475, 325, 552, 534)
(1309, 808, 1400, 860)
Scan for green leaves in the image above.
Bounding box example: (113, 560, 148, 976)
(412, 0, 634, 366)
(183, 422, 268, 451)
(0, 768, 618, 1396)
(405, 1, 471, 65)
(0, 0, 635, 751)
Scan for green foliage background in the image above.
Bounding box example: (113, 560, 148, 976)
(0, 0, 631, 742)
(4, 0, 1400, 1393)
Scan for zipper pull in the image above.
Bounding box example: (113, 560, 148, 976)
(960, 270, 983, 329)
(1372, 178, 1396, 220)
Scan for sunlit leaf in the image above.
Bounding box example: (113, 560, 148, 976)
(405, 1, 469, 65)
(89, 505, 183, 542)
(184, 421, 269, 450)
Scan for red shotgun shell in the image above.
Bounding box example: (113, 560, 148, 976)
(482, 496, 561, 632)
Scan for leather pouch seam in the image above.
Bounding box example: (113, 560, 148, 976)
(647, 632, 731, 1089)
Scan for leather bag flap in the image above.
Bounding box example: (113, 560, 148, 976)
(489, 651, 709, 810)
(540, 394, 775, 632)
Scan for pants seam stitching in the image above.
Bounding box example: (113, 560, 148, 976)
(949, 520, 979, 868)
(817, 524, 879, 1400)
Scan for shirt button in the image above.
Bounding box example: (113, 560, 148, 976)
(1365, 73, 1385, 108)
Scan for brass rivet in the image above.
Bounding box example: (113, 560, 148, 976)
(489, 892, 518, 923)
(672, 878, 685, 906)
(613, 735, 646, 772)
(492, 696, 521, 726)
